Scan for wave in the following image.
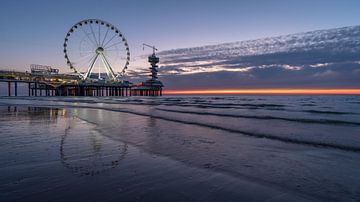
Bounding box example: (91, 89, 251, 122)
(156, 108, 360, 126)
(3, 102, 360, 153)
(90, 107, 360, 152)
(304, 110, 355, 115)
(2, 96, 358, 116)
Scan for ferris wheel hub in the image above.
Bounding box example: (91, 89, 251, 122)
(96, 47, 104, 54)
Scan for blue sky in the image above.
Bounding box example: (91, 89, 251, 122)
(0, 0, 359, 89)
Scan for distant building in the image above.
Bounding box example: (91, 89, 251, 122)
(30, 64, 59, 75)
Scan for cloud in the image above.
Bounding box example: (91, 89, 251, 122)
(159, 64, 360, 90)
(312, 70, 338, 77)
(309, 63, 332, 68)
(281, 64, 302, 70)
(128, 25, 360, 89)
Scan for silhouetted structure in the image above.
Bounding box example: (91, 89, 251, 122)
(131, 44, 163, 96)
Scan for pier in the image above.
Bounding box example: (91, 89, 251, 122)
(0, 46, 163, 97)
(0, 58, 163, 97)
(0, 72, 161, 97)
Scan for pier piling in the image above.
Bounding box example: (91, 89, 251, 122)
(14, 82, 17, 96)
(7, 82, 11, 96)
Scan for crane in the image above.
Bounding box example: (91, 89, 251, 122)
(142, 43, 158, 55)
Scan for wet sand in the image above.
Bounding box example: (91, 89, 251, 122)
(1, 96, 360, 201)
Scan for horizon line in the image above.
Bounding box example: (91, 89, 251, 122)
(163, 89, 360, 95)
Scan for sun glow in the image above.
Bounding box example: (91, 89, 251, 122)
(163, 89, 360, 95)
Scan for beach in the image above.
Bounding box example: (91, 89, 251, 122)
(0, 96, 360, 201)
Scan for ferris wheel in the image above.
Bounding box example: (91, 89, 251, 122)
(63, 19, 130, 81)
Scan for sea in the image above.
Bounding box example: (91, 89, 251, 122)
(0, 95, 359, 201)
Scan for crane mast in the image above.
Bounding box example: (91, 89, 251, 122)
(142, 43, 158, 55)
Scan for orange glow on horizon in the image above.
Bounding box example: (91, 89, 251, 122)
(163, 89, 360, 95)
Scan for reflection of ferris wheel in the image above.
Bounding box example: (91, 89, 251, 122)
(63, 19, 130, 81)
(60, 119, 128, 176)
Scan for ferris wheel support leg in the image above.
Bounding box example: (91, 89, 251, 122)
(100, 53, 117, 81)
(84, 54, 99, 80)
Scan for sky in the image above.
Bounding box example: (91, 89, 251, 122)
(0, 0, 360, 90)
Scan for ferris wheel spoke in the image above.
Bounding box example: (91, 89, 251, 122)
(78, 48, 96, 53)
(106, 46, 125, 52)
(80, 46, 93, 54)
(78, 48, 95, 55)
(80, 26, 98, 48)
(98, 23, 101, 47)
(76, 53, 95, 63)
(72, 55, 97, 71)
(105, 45, 126, 51)
(69, 49, 94, 58)
(105, 49, 126, 52)
(75, 32, 94, 51)
(79, 51, 96, 55)
(101, 27, 110, 47)
(103, 33, 118, 48)
(68, 51, 93, 62)
(89, 23, 99, 46)
(85, 54, 98, 66)
(105, 41, 124, 50)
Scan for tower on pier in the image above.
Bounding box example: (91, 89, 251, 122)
(146, 52, 163, 88)
(130, 44, 164, 96)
